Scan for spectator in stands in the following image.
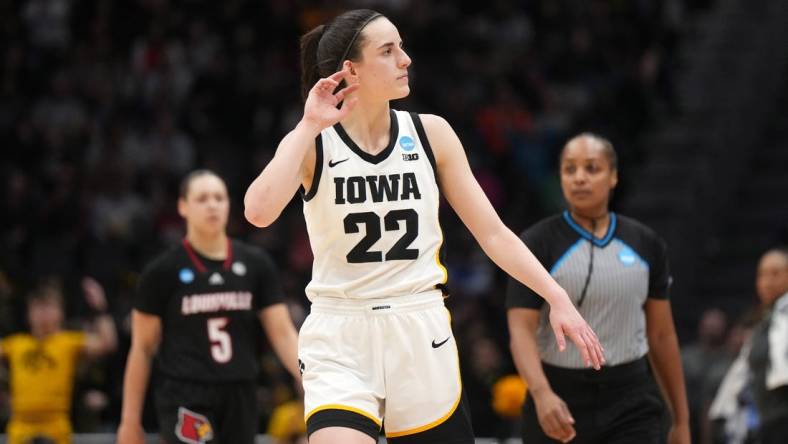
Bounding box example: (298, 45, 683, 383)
(709, 248, 788, 444)
(0, 277, 117, 444)
(681, 308, 729, 443)
(746, 248, 788, 444)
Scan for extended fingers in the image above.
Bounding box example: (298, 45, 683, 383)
(566, 324, 605, 369)
(582, 330, 601, 370)
(552, 325, 567, 352)
(568, 327, 593, 368)
(328, 67, 351, 82)
(313, 78, 339, 94)
(334, 83, 360, 102)
(586, 327, 605, 369)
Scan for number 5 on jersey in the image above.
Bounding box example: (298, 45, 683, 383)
(207, 317, 232, 363)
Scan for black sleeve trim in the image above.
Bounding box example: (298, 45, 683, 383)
(409, 112, 438, 182)
(301, 134, 323, 201)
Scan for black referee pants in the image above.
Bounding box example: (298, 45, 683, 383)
(521, 358, 665, 444)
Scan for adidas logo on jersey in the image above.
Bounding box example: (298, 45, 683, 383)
(208, 272, 224, 285)
(334, 173, 422, 204)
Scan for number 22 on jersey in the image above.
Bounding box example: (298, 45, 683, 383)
(344, 209, 419, 263)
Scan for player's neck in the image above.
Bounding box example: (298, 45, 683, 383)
(341, 101, 391, 155)
(186, 231, 228, 260)
(569, 209, 610, 239)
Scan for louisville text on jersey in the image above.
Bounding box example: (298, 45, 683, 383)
(181, 291, 253, 315)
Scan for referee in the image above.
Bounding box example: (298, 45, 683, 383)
(507, 134, 690, 444)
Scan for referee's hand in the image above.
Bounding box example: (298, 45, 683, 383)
(532, 388, 576, 443)
(548, 298, 605, 369)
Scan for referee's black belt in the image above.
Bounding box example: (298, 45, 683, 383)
(541, 357, 650, 387)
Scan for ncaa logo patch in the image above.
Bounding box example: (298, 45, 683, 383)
(232, 261, 246, 276)
(618, 246, 637, 267)
(175, 407, 214, 444)
(179, 268, 195, 284)
(399, 135, 415, 151)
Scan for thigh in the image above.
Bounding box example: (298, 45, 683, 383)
(155, 380, 219, 444)
(309, 426, 377, 444)
(299, 312, 383, 439)
(382, 306, 472, 442)
(217, 384, 257, 444)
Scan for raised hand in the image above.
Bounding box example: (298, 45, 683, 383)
(82, 276, 108, 313)
(548, 298, 605, 369)
(302, 68, 360, 131)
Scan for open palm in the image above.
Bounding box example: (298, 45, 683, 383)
(303, 68, 360, 131)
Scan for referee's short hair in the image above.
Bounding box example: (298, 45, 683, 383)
(561, 133, 618, 171)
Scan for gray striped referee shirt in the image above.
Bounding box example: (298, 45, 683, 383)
(506, 211, 671, 368)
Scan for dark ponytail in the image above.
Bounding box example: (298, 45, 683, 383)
(300, 24, 326, 101)
(299, 9, 384, 101)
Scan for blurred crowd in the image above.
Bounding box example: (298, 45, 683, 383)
(0, 0, 752, 441)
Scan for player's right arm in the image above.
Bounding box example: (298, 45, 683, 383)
(117, 310, 162, 444)
(244, 68, 358, 227)
(508, 308, 576, 443)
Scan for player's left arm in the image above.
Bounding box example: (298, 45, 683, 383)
(81, 277, 118, 358)
(421, 114, 604, 369)
(259, 303, 300, 380)
(645, 299, 690, 444)
(422, 114, 567, 306)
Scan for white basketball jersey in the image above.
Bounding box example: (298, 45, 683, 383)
(302, 110, 448, 301)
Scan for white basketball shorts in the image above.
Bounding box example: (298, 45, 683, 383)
(298, 290, 466, 439)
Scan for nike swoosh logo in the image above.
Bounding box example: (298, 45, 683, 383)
(431, 337, 450, 348)
(328, 158, 349, 167)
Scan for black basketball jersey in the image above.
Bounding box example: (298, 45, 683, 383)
(134, 238, 284, 382)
